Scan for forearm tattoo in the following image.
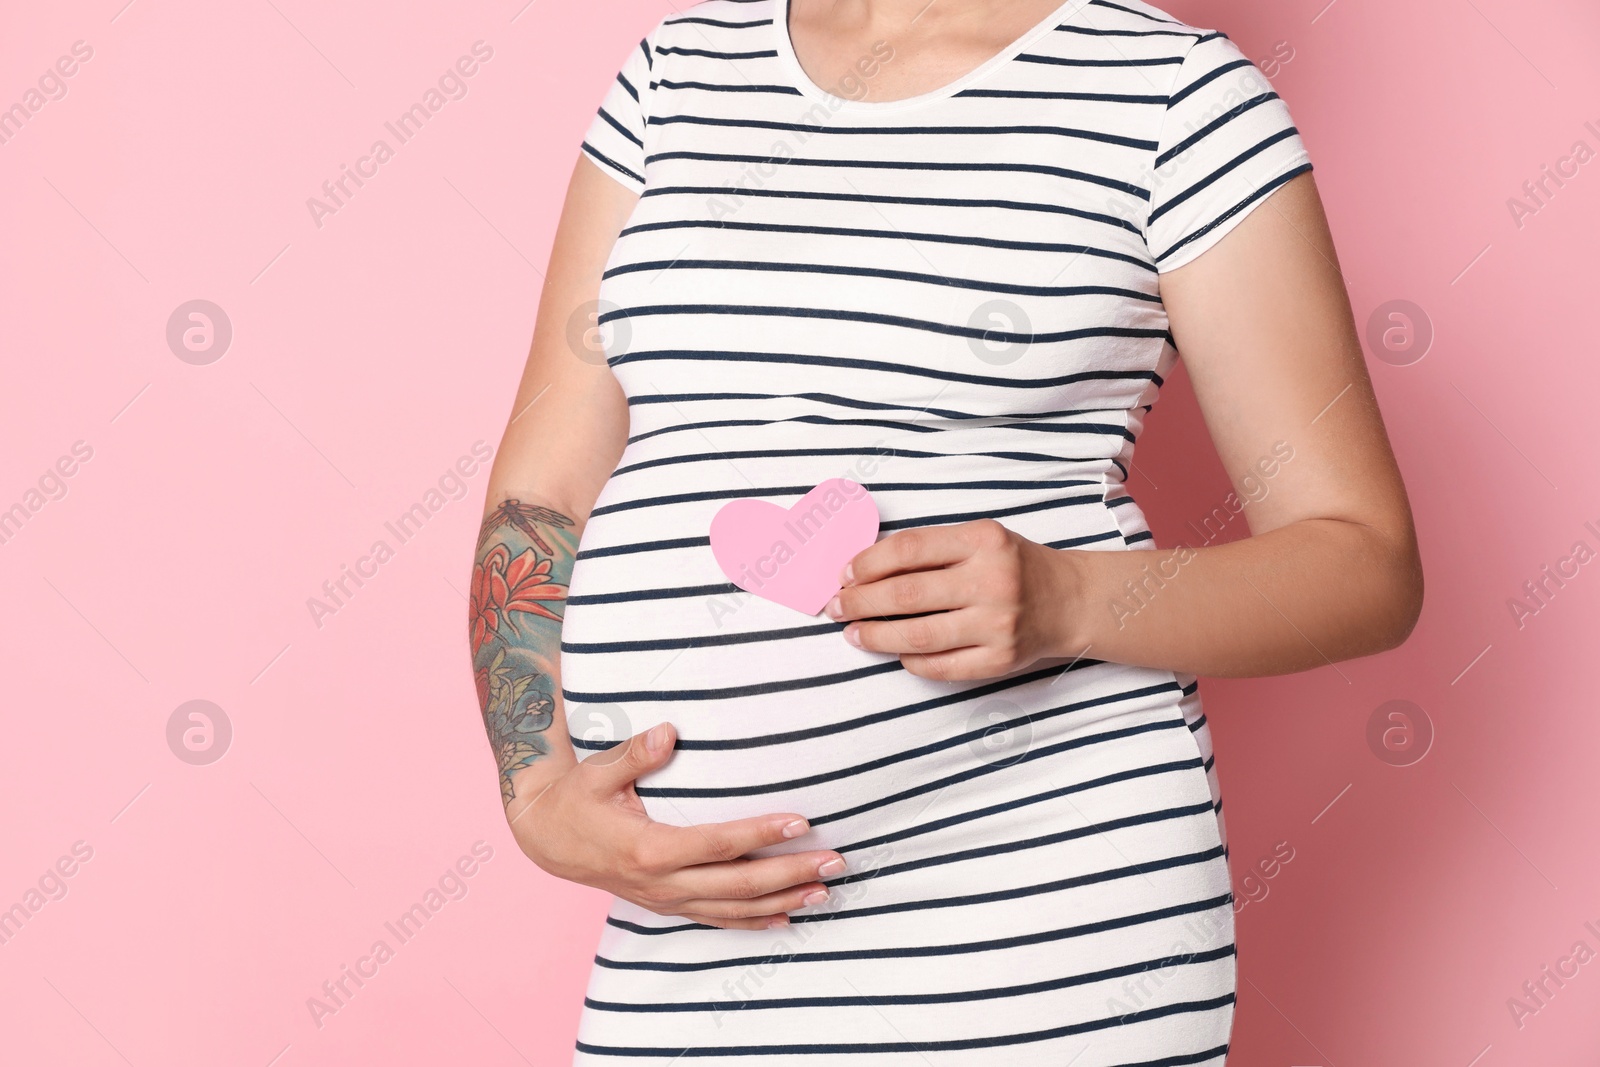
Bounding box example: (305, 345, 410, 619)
(470, 498, 579, 804)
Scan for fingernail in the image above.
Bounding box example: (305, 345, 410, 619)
(781, 819, 809, 838)
(842, 625, 861, 648)
(767, 916, 790, 929)
(803, 889, 829, 907)
(646, 723, 669, 752)
(840, 562, 855, 585)
(817, 857, 846, 877)
(824, 596, 842, 620)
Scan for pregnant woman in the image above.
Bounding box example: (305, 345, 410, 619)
(468, 0, 1422, 1062)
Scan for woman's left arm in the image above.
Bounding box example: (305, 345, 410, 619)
(828, 172, 1424, 680)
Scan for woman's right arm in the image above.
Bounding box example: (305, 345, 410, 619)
(469, 155, 843, 930)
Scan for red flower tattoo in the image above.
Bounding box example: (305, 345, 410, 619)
(470, 543, 568, 655)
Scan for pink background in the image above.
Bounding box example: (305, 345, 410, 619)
(2, 0, 1598, 1063)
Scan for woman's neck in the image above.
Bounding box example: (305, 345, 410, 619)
(786, 0, 1070, 105)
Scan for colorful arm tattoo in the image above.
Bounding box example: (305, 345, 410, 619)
(470, 497, 580, 804)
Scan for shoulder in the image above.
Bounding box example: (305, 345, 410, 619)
(1032, 0, 1276, 109)
(1064, 0, 1215, 46)
(625, 0, 780, 92)
(1062, 1, 1273, 83)
(647, 0, 780, 48)
(1077, 1, 1294, 133)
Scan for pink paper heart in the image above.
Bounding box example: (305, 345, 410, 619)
(709, 478, 880, 615)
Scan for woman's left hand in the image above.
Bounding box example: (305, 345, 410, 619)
(824, 518, 1083, 682)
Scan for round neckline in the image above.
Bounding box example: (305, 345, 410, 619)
(773, 0, 1094, 114)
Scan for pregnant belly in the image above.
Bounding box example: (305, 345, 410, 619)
(558, 448, 1195, 859)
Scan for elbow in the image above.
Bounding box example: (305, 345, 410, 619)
(1372, 538, 1425, 654)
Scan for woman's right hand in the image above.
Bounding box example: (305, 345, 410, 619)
(505, 723, 846, 930)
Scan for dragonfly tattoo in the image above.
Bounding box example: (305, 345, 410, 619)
(476, 497, 576, 556)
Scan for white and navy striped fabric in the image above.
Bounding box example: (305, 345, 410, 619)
(561, 0, 1311, 1061)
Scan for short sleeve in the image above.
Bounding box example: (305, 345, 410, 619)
(579, 34, 655, 194)
(1145, 32, 1313, 272)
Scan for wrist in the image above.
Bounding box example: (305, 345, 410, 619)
(503, 757, 570, 834)
(1038, 543, 1097, 661)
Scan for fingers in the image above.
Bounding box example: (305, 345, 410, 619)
(842, 606, 981, 657)
(651, 813, 818, 868)
(678, 912, 789, 931)
(842, 523, 983, 587)
(620, 820, 844, 921)
(675, 880, 833, 921)
(660, 850, 846, 906)
(900, 645, 1011, 682)
(625, 851, 845, 926)
(645, 854, 841, 927)
(827, 566, 970, 624)
(578, 721, 677, 793)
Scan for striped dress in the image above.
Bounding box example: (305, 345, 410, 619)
(561, 0, 1312, 1061)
